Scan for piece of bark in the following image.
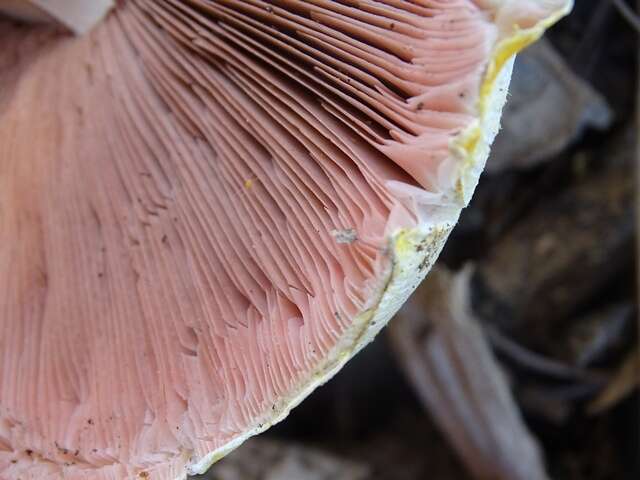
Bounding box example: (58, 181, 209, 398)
(196, 438, 368, 480)
(474, 128, 636, 349)
(389, 266, 548, 480)
(487, 39, 612, 173)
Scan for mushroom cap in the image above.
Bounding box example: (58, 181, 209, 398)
(0, 1, 571, 479)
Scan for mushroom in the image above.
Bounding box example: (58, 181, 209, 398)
(0, 1, 572, 479)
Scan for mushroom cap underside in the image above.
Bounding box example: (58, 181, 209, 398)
(0, 1, 572, 479)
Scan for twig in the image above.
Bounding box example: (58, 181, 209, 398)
(609, 0, 640, 33)
(588, 348, 640, 414)
(486, 326, 606, 384)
